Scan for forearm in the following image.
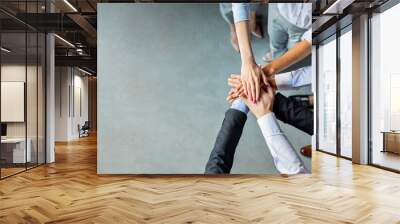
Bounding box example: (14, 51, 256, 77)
(231, 2, 254, 63)
(262, 40, 311, 75)
(257, 112, 307, 174)
(235, 21, 255, 64)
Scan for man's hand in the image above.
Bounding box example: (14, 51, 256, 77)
(226, 74, 276, 103)
(261, 73, 277, 90)
(226, 75, 276, 119)
(241, 62, 263, 103)
(241, 84, 275, 119)
(261, 64, 277, 88)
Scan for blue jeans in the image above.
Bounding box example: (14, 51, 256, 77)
(268, 4, 308, 59)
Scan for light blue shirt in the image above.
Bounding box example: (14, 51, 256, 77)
(232, 3, 312, 42)
(231, 99, 249, 114)
(232, 3, 250, 23)
(275, 66, 312, 89)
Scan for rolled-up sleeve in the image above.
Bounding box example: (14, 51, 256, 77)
(232, 3, 250, 23)
(291, 66, 312, 87)
(275, 66, 312, 89)
(275, 72, 293, 90)
(301, 28, 312, 43)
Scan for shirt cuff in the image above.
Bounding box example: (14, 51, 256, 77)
(232, 3, 250, 23)
(291, 66, 312, 87)
(274, 72, 293, 90)
(231, 99, 249, 114)
(257, 112, 281, 137)
(301, 29, 312, 43)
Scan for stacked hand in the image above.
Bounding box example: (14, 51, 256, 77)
(227, 74, 276, 119)
(239, 63, 277, 102)
(240, 63, 263, 103)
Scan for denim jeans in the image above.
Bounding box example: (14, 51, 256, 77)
(268, 4, 308, 59)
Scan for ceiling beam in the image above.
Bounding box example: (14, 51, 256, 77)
(55, 55, 96, 70)
(67, 13, 97, 39)
(323, 0, 356, 14)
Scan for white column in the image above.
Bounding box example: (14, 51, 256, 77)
(46, 1, 56, 163)
(352, 14, 369, 164)
(46, 33, 55, 163)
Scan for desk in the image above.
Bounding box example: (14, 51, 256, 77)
(382, 131, 400, 155)
(1, 138, 31, 163)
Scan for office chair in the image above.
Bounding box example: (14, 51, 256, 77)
(79, 121, 90, 138)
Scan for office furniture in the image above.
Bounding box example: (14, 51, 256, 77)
(382, 131, 400, 154)
(79, 121, 90, 138)
(0, 138, 32, 164)
(1, 123, 7, 137)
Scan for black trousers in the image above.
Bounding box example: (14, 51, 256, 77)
(205, 93, 313, 174)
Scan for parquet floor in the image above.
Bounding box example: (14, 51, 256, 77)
(1, 134, 400, 224)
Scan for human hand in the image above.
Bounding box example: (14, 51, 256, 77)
(241, 83, 275, 119)
(261, 73, 277, 90)
(226, 74, 276, 103)
(226, 74, 245, 103)
(240, 62, 263, 103)
(261, 64, 277, 89)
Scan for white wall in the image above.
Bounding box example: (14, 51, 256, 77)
(55, 67, 89, 141)
(71, 73, 89, 138)
(55, 67, 69, 141)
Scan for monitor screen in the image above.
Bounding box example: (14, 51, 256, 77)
(1, 123, 7, 137)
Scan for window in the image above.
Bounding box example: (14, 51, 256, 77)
(370, 3, 400, 171)
(317, 36, 337, 154)
(339, 28, 352, 158)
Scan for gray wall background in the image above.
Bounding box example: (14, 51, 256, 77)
(98, 3, 311, 174)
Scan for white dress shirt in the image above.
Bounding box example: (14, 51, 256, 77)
(277, 3, 312, 43)
(257, 112, 308, 174)
(275, 66, 312, 90)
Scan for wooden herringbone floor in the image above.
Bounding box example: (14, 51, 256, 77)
(1, 134, 400, 224)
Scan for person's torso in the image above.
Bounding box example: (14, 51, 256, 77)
(277, 3, 312, 29)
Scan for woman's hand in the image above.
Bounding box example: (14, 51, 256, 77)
(226, 74, 244, 103)
(226, 73, 277, 104)
(226, 76, 276, 119)
(240, 62, 263, 103)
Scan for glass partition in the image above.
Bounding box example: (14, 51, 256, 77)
(317, 36, 337, 154)
(370, 4, 400, 171)
(0, 31, 28, 177)
(339, 28, 352, 158)
(27, 31, 38, 169)
(0, 2, 46, 179)
(38, 32, 45, 165)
